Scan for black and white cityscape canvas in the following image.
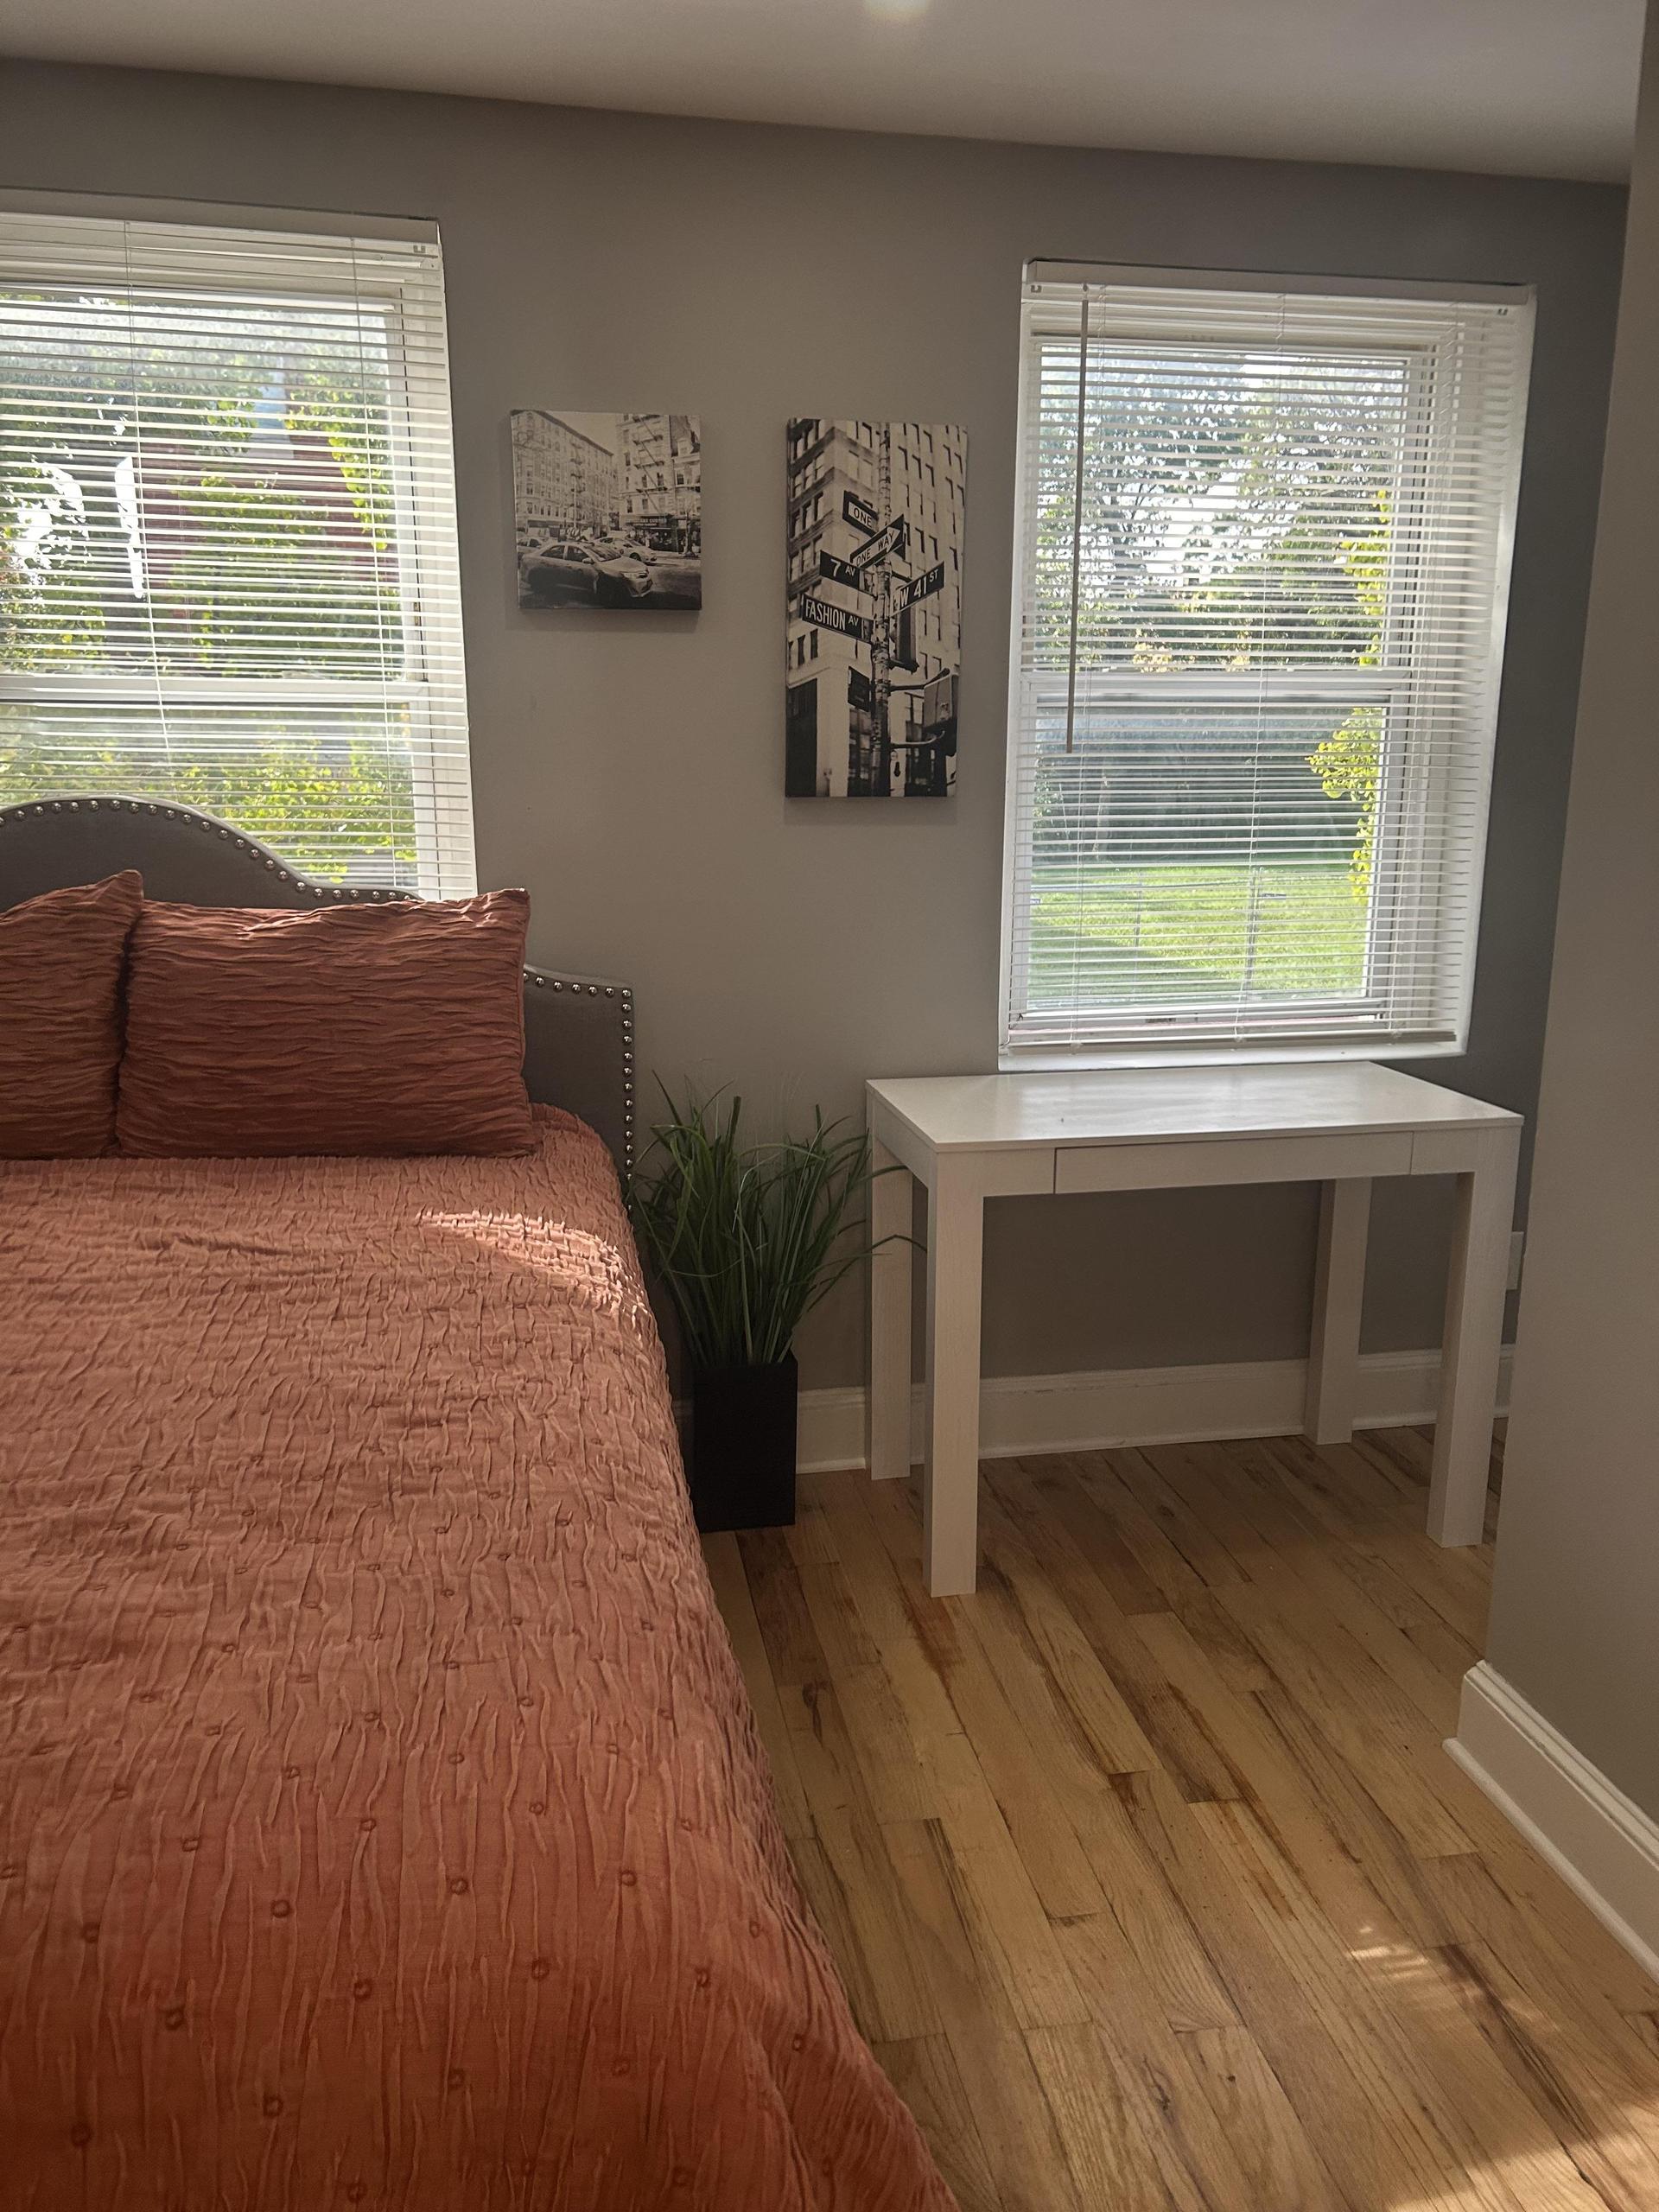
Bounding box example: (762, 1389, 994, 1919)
(512, 411, 702, 609)
(785, 420, 965, 798)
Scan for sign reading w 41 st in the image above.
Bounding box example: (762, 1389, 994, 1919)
(898, 562, 945, 610)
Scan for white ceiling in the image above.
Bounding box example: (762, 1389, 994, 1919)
(2, 0, 1643, 183)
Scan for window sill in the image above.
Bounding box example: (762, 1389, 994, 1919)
(997, 1034, 1465, 1073)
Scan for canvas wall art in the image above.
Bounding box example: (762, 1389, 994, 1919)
(512, 411, 702, 609)
(784, 419, 965, 798)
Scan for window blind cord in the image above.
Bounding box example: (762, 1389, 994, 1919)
(1062, 289, 1090, 760)
(348, 233, 400, 863)
(122, 219, 171, 766)
(1235, 292, 1290, 1044)
(1062, 289, 1092, 1039)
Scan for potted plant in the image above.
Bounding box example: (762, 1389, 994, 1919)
(629, 1086, 880, 1534)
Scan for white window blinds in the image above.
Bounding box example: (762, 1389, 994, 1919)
(0, 205, 474, 894)
(1002, 265, 1533, 1065)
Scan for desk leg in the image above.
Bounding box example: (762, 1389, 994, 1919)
(868, 1138, 913, 1484)
(1306, 1177, 1370, 1446)
(1429, 1132, 1518, 1547)
(923, 1161, 983, 1597)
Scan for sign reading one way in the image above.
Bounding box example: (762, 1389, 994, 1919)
(842, 489, 880, 535)
(849, 516, 907, 572)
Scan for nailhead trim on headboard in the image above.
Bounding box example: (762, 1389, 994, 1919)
(0, 795, 637, 1172)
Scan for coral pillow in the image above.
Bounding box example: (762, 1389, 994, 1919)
(117, 892, 535, 1157)
(0, 871, 143, 1158)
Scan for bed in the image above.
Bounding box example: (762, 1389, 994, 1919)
(0, 799, 954, 2212)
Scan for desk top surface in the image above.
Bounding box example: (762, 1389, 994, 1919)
(867, 1063, 1522, 1152)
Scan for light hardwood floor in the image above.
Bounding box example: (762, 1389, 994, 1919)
(704, 1430, 1659, 2212)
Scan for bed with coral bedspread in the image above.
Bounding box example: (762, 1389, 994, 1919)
(0, 1107, 952, 2211)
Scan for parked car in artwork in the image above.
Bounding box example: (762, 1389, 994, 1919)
(512, 411, 703, 610)
(523, 538, 653, 606)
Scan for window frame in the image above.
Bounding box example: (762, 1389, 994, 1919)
(999, 263, 1534, 1071)
(0, 192, 476, 899)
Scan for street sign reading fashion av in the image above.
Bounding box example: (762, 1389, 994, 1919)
(799, 594, 874, 643)
(818, 550, 868, 591)
(849, 517, 908, 572)
(899, 562, 945, 610)
(842, 490, 880, 535)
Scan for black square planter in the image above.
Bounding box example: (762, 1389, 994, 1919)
(688, 1354, 798, 1533)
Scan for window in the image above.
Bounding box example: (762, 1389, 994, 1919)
(0, 202, 474, 893)
(1001, 264, 1533, 1065)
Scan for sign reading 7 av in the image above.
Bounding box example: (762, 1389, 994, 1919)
(818, 550, 869, 591)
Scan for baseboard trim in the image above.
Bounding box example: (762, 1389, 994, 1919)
(1447, 1662, 1659, 1984)
(795, 1344, 1514, 1475)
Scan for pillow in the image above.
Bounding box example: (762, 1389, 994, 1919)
(0, 871, 143, 1158)
(117, 891, 535, 1158)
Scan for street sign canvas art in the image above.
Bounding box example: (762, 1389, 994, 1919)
(512, 411, 702, 609)
(785, 420, 965, 797)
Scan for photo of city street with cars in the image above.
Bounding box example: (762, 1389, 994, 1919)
(512, 411, 702, 609)
(785, 419, 965, 798)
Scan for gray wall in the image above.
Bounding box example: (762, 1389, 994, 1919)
(0, 61, 1624, 1389)
(1484, 17, 1659, 1817)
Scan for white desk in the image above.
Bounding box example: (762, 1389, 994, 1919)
(865, 1064, 1521, 1596)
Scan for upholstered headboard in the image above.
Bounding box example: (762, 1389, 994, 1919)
(0, 796, 636, 1175)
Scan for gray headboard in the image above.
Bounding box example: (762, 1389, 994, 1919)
(0, 796, 636, 1176)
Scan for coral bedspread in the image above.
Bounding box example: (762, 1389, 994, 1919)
(0, 1109, 953, 2212)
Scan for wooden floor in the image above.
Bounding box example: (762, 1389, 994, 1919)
(704, 1430, 1659, 2212)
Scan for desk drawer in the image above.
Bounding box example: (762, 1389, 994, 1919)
(1054, 1129, 1414, 1193)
